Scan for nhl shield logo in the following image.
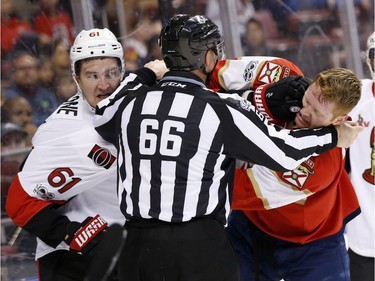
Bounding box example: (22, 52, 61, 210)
(243, 61, 258, 82)
(33, 184, 55, 200)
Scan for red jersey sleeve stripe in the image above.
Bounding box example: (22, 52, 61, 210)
(6, 175, 52, 227)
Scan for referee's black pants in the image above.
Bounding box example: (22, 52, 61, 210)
(38, 249, 119, 281)
(119, 217, 241, 281)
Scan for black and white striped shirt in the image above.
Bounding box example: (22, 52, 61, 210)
(94, 71, 337, 225)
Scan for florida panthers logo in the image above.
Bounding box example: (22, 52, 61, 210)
(257, 62, 282, 84)
(282, 159, 315, 188)
(87, 144, 116, 169)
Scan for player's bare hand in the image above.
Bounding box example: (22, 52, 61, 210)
(335, 121, 363, 148)
(144, 60, 168, 80)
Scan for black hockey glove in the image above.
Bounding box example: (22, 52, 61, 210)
(249, 75, 311, 125)
(64, 214, 108, 256)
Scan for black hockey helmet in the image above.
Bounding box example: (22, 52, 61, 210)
(159, 14, 224, 71)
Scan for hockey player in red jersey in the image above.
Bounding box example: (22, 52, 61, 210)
(211, 58, 362, 281)
(5, 28, 166, 281)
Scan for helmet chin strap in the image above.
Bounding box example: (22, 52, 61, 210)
(366, 58, 375, 81)
(204, 66, 214, 85)
(72, 74, 94, 110)
(72, 74, 83, 95)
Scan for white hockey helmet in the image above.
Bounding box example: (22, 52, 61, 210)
(70, 28, 125, 78)
(366, 31, 375, 80)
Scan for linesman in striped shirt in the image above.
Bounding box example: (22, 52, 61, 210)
(93, 14, 362, 281)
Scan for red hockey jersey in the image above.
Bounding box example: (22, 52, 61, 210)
(232, 148, 360, 244)
(213, 57, 361, 244)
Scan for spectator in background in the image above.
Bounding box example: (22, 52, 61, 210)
(1, 122, 29, 160)
(54, 70, 77, 103)
(1, 0, 35, 84)
(38, 56, 55, 91)
(205, 0, 255, 37)
(124, 16, 162, 70)
(32, 0, 75, 51)
(242, 18, 272, 56)
(142, 35, 163, 65)
(1, 122, 29, 212)
(3, 51, 59, 126)
(1, 0, 33, 58)
(253, 0, 299, 38)
(38, 38, 71, 91)
(1, 88, 7, 107)
(39, 38, 70, 91)
(2, 97, 38, 146)
(50, 38, 71, 76)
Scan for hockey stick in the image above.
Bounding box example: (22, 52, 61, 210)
(84, 224, 127, 281)
(8, 226, 22, 246)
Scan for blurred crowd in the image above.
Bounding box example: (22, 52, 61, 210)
(1, 0, 76, 221)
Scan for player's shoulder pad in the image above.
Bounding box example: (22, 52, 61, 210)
(50, 94, 85, 121)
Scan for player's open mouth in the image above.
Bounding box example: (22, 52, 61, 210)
(296, 113, 309, 127)
(98, 94, 110, 99)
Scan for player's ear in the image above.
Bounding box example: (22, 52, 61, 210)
(332, 114, 348, 126)
(204, 50, 216, 73)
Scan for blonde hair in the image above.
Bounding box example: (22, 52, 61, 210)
(312, 68, 361, 116)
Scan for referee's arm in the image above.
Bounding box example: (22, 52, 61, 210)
(218, 94, 337, 172)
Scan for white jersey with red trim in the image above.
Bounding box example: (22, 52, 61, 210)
(6, 92, 125, 260)
(346, 79, 375, 257)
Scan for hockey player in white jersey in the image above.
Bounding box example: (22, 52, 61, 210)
(345, 31, 375, 281)
(5, 28, 166, 281)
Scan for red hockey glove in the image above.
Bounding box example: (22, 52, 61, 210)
(249, 75, 311, 126)
(64, 214, 108, 255)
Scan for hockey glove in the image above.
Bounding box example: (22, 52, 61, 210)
(249, 75, 311, 125)
(64, 214, 108, 255)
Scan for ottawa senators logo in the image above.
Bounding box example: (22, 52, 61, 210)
(362, 126, 375, 184)
(87, 145, 116, 169)
(356, 113, 371, 128)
